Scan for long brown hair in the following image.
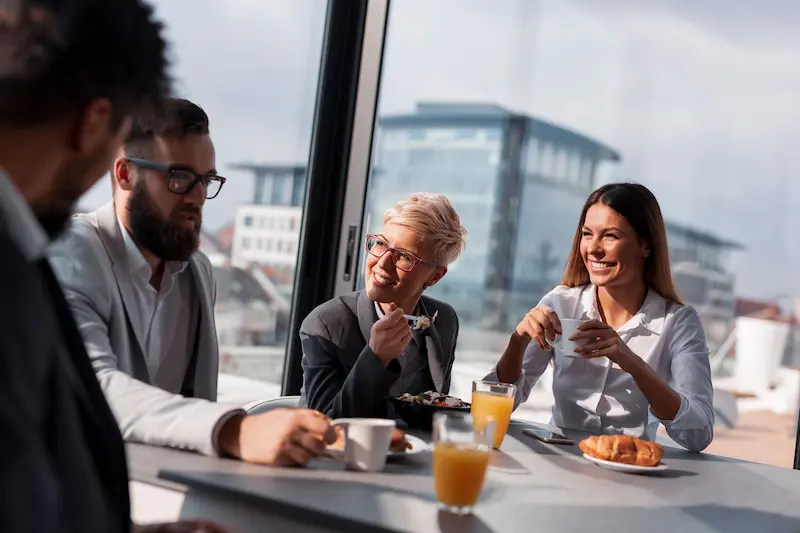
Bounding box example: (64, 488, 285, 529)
(561, 183, 682, 303)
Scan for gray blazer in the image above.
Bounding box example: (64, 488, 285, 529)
(299, 290, 459, 418)
(47, 202, 238, 456)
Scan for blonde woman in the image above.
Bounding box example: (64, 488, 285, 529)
(487, 183, 714, 452)
(300, 193, 467, 419)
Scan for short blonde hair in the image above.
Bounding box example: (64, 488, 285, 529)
(383, 193, 467, 266)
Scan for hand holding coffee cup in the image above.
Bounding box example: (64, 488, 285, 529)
(330, 418, 396, 472)
(546, 319, 590, 357)
(514, 305, 562, 350)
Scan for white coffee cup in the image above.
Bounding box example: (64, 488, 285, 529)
(546, 318, 587, 357)
(330, 418, 396, 472)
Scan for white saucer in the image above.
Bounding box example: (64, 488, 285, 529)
(327, 434, 430, 460)
(582, 453, 668, 474)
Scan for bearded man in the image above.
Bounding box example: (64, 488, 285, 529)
(48, 98, 335, 465)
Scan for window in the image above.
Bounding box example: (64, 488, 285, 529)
(355, 0, 800, 468)
(77, 0, 328, 404)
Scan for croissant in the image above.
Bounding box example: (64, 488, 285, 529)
(579, 435, 664, 467)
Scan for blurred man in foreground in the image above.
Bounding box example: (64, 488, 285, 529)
(0, 0, 225, 531)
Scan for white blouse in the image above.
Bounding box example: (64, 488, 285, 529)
(485, 284, 715, 452)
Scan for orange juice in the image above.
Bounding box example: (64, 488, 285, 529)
(433, 442, 490, 508)
(471, 391, 514, 448)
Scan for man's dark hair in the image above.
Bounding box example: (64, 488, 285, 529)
(114, 98, 209, 190)
(0, 0, 171, 127)
(161, 98, 210, 138)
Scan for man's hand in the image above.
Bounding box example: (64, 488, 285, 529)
(133, 520, 229, 533)
(218, 408, 336, 466)
(369, 303, 412, 365)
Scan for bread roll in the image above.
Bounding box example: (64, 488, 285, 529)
(579, 435, 664, 467)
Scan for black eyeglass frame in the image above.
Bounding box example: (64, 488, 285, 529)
(125, 157, 226, 199)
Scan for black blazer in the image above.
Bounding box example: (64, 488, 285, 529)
(0, 230, 130, 533)
(298, 290, 459, 418)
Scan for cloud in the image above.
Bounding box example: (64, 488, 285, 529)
(78, 0, 800, 300)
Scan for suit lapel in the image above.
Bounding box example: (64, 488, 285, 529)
(418, 298, 447, 392)
(95, 202, 149, 366)
(37, 259, 124, 466)
(183, 255, 217, 399)
(356, 290, 377, 345)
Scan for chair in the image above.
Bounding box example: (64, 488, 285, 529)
(245, 395, 301, 415)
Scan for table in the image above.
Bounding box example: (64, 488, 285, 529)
(128, 421, 800, 532)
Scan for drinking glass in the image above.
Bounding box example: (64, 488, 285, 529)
(432, 411, 494, 514)
(471, 380, 516, 449)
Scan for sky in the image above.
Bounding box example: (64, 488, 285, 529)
(79, 0, 800, 302)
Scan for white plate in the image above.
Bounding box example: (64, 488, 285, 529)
(582, 453, 668, 474)
(327, 434, 430, 460)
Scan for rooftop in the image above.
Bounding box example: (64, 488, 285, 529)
(380, 101, 622, 163)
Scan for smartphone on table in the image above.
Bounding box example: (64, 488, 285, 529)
(522, 426, 574, 445)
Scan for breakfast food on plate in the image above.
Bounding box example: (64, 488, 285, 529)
(390, 428, 412, 453)
(397, 391, 467, 408)
(579, 435, 664, 467)
(411, 311, 439, 331)
(328, 426, 410, 453)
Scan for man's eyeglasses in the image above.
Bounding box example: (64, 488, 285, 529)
(365, 234, 439, 272)
(125, 157, 226, 199)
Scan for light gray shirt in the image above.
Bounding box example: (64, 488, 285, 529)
(118, 218, 195, 393)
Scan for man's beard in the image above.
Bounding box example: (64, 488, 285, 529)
(127, 181, 201, 261)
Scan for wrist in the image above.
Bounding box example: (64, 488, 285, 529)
(510, 330, 531, 348)
(218, 413, 246, 459)
(619, 350, 645, 375)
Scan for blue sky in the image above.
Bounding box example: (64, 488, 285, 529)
(79, 0, 800, 302)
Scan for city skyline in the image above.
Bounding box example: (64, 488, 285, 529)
(79, 0, 800, 302)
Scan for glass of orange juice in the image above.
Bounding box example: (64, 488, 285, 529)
(432, 411, 494, 514)
(471, 380, 516, 449)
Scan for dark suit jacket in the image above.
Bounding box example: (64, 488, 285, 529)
(0, 230, 130, 533)
(299, 290, 459, 418)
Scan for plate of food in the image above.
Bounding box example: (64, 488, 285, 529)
(326, 427, 429, 459)
(391, 391, 471, 430)
(579, 435, 667, 474)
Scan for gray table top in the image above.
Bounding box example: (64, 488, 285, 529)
(129, 420, 800, 533)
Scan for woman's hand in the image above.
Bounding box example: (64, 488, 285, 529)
(515, 306, 561, 350)
(571, 319, 638, 370)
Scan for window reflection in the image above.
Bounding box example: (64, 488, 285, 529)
(362, 0, 800, 467)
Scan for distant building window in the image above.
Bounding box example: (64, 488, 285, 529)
(266, 240, 273, 251)
(409, 149, 436, 166)
(243, 215, 253, 227)
(242, 237, 251, 249)
(554, 149, 569, 181)
(539, 143, 554, 177)
(277, 241, 284, 252)
(288, 218, 297, 231)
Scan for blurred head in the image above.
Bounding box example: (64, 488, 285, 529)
(562, 183, 681, 302)
(112, 98, 221, 261)
(365, 193, 467, 309)
(0, 0, 171, 238)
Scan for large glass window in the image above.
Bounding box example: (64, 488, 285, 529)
(360, 0, 800, 467)
(77, 0, 328, 405)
